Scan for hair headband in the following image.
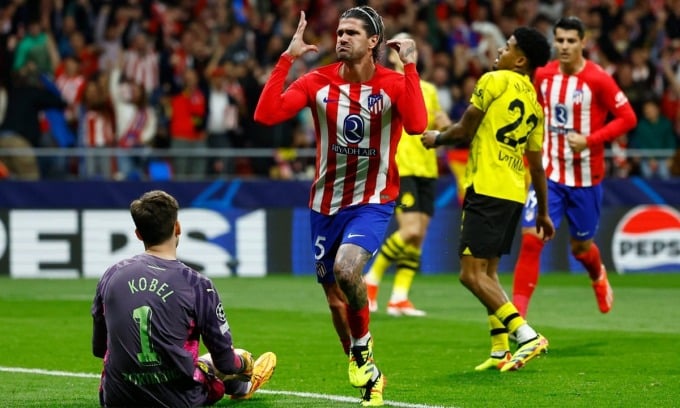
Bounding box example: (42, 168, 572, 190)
(354, 7, 379, 37)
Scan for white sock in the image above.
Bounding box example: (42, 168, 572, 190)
(514, 324, 538, 345)
(389, 288, 408, 303)
(364, 273, 380, 286)
(351, 332, 372, 347)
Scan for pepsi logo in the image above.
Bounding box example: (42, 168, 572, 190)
(611, 205, 680, 273)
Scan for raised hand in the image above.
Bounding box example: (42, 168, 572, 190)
(285, 11, 319, 59)
(385, 38, 418, 66)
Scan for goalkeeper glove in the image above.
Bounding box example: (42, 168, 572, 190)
(231, 348, 254, 381)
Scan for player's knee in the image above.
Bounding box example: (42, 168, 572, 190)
(326, 293, 345, 312)
(458, 269, 479, 291)
(570, 239, 591, 255)
(399, 225, 422, 244)
(324, 284, 346, 310)
(333, 266, 352, 286)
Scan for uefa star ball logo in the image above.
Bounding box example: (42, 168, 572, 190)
(216, 303, 226, 322)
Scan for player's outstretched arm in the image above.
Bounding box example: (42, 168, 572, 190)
(284, 11, 319, 60)
(421, 104, 482, 149)
(254, 11, 312, 125)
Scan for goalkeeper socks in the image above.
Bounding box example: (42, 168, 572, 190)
(574, 243, 604, 281)
(512, 234, 544, 317)
(365, 232, 407, 285)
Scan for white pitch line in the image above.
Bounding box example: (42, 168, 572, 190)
(0, 366, 455, 408)
(0, 366, 99, 379)
(257, 389, 454, 408)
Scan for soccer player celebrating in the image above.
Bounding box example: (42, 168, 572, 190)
(254, 7, 427, 406)
(365, 32, 452, 317)
(91, 190, 276, 407)
(421, 27, 554, 372)
(511, 16, 638, 317)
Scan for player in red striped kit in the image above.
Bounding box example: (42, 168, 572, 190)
(512, 16, 637, 317)
(254, 7, 427, 406)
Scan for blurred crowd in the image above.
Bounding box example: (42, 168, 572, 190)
(0, 0, 679, 181)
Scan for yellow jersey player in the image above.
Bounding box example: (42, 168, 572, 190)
(422, 27, 555, 372)
(365, 32, 451, 317)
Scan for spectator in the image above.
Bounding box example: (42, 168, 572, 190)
(13, 18, 60, 76)
(123, 31, 160, 100)
(2, 0, 680, 183)
(79, 77, 115, 179)
(55, 55, 86, 133)
(671, 147, 680, 177)
(66, 30, 100, 80)
(630, 98, 677, 179)
(94, 5, 125, 72)
(0, 65, 66, 179)
(615, 60, 655, 117)
(109, 63, 157, 180)
(431, 64, 453, 115)
(169, 67, 207, 180)
(205, 64, 244, 176)
(659, 40, 680, 132)
(55, 13, 78, 57)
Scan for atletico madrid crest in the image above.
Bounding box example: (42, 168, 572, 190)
(368, 93, 383, 115)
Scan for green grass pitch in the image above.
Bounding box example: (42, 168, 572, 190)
(0, 273, 678, 407)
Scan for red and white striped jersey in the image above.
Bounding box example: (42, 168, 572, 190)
(56, 74, 86, 121)
(82, 111, 115, 147)
(255, 55, 427, 215)
(56, 74, 86, 105)
(123, 50, 160, 94)
(535, 60, 637, 187)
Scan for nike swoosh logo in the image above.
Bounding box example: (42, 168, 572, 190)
(323, 97, 339, 103)
(576, 231, 590, 237)
(347, 233, 365, 239)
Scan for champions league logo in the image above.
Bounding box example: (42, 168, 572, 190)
(215, 303, 226, 322)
